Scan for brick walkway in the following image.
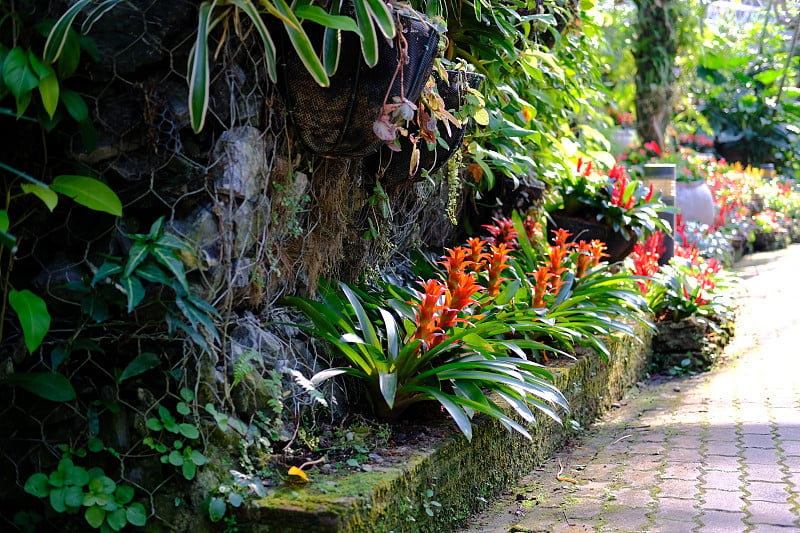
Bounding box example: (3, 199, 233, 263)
(462, 245, 800, 532)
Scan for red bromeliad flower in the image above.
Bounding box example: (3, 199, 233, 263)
(486, 243, 513, 298)
(644, 140, 661, 156)
(523, 215, 544, 243)
(630, 231, 665, 294)
(609, 164, 635, 209)
(411, 279, 446, 348)
(483, 217, 518, 249)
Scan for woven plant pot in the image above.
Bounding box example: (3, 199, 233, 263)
(277, 13, 439, 158)
(366, 70, 483, 188)
(548, 211, 637, 263)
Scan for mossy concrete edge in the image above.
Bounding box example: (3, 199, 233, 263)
(242, 325, 653, 532)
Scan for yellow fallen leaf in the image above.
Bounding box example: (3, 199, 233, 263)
(287, 466, 308, 484)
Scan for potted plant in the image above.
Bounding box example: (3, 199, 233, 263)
(545, 159, 673, 262)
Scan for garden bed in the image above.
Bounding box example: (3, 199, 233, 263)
(239, 323, 653, 532)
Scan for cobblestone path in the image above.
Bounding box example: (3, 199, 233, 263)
(461, 245, 800, 532)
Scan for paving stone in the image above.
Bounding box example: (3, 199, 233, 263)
(741, 433, 777, 449)
(746, 500, 799, 526)
(697, 510, 747, 531)
(742, 447, 783, 465)
(704, 442, 739, 456)
(661, 462, 701, 481)
(704, 454, 741, 472)
(653, 496, 700, 522)
(657, 478, 699, 499)
(701, 470, 742, 491)
(705, 427, 740, 443)
(743, 463, 788, 482)
(646, 519, 697, 533)
(601, 507, 650, 531)
(745, 481, 791, 503)
(779, 455, 800, 473)
(611, 488, 654, 507)
(778, 441, 800, 456)
(748, 524, 800, 533)
(700, 488, 746, 511)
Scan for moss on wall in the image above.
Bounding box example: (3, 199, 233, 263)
(241, 324, 653, 532)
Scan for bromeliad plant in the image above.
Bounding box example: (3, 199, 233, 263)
(284, 279, 568, 441)
(548, 158, 674, 239)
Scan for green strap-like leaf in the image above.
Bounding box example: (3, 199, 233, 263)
(363, 0, 395, 39)
(51, 175, 123, 216)
(150, 246, 189, 292)
(272, 0, 329, 86)
(230, 0, 278, 83)
(295, 5, 361, 33)
(81, 0, 123, 33)
(188, 1, 216, 132)
(321, 0, 342, 76)
(8, 289, 50, 353)
(43, 0, 93, 62)
(340, 283, 381, 350)
(352, 0, 378, 67)
(4, 372, 76, 401)
(120, 275, 146, 313)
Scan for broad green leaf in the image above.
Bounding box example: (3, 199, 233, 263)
(178, 423, 199, 439)
(118, 352, 161, 382)
(150, 246, 189, 291)
(188, 1, 215, 132)
(124, 242, 150, 278)
(24, 473, 51, 497)
(115, 485, 134, 505)
(44, 0, 93, 62)
(120, 276, 146, 313)
(340, 283, 380, 350)
(106, 508, 127, 531)
(85, 505, 106, 528)
(3, 47, 38, 115)
(28, 51, 53, 79)
(273, 0, 329, 86)
(21, 183, 58, 211)
(49, 486, 67, 512)
(91, 260, 123, 286)
(59, 89, 88, 123)
(64, 485, 84, 508)
(208, 496, 226, 522)
(8, 289, 50, 353)
(38, 74, 60, 119)
(0, 210, 16, 251)
(4, 372, 76, 401)
(51, 175, 123, 216)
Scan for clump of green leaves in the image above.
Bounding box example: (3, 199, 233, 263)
(144, 388, 208, 481)
(24, 457, 147, 531)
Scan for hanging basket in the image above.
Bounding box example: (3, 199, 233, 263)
(277, 13, 440, 158)
(547, 211, 637, 263)
(365, 70, 483, 188)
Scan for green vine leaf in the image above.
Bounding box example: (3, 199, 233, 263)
(118, 352, 161, 383)
(21, 183, 59, 211)
(8, 289, 50, 353)
(4, 372, 76, 402)
(3, 47, 39, 115)
(51, 175, 123, 216)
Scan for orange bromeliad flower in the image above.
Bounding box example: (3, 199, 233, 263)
(439, 270, 484, 331)
(531, 266, 553, 308)
(486, 243, 513, 298)
(630, 231, 665, 294)
(411, 279, 446, 349)
(465, 237, 490, 272)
